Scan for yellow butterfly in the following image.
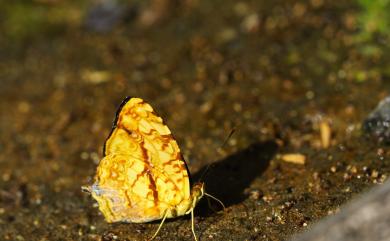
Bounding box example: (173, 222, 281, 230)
(84, 97, 223, 240)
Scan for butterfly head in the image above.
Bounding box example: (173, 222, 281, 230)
(191, 182, 205, 205)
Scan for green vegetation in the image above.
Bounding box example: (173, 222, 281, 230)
(0, 1, 85, 44)
(356, 0, 390, 40)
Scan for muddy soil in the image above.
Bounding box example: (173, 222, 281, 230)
(1, 1, 389, 240)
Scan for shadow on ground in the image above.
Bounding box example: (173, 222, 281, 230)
(192, 141, 278, 216)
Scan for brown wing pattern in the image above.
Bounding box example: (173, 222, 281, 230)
(91, 97, 191, 223)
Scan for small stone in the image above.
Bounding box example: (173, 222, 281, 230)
(228, 138, 238, 146)
(2, 172, 11, 182)
(234, 2, 249, 16)
(241, 13, 260, 33)
(217, 28, 237, 43)
(84, 0, 128, 33)
(363, 96, 390, 143)
(233, 103, 242, 112)
(16, 235, 24, 241)
(343, 173, 352, 181)
(81, 69, 111, 84)
(377, 148, 384, 156)
(313, 172, 320, 179)
(249, 190, 263, 200)
(306, 90, 315, 99)
(371, 170, 379, 178)
(379, 174, 387, 183)
(293, 2, 307, 17)
(320, 120, 331, 149)
(80, 152, 89, 160)
(280, 153, 306, 165)
(200, 101, 213, 113)
(33, 219, 39, 227)
(103, 232, 119, 241)
(17, 101, 31, 113)
(263, 195, 273, 202)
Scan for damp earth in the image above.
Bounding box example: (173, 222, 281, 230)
(1, 1, 390, 241)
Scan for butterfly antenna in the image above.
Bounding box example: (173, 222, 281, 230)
(198, 127, 236, 183)
(198, 163, 211, 183)
(205, 192, 226, 211)
(218, 127, 236, 152)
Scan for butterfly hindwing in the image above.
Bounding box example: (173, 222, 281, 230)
(92, 97, 191, 223)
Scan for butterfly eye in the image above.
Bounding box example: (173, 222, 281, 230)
(81, 186, 92, 194)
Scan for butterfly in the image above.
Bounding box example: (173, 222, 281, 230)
(84, 97, 223, 240)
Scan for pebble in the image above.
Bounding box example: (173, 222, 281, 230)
(241, 13, 260, 33)
(363, 96, 390, 143)
(217, 28, 237, 43)
(81, 70, 111, 84)
(249, 190, 263, 200)
(84, 0, 128, 33)
(234, 2, 249, 16)
(280, 153, 306, 165)
(320, 120, 331, 148)
(371, 170, 379, 178)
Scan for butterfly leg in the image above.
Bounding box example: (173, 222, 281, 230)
(191, 208, 198, 241)
(149, 211, 168, 241)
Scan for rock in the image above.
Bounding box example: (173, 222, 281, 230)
(84, 0, 134, 33)
(290, 179, 390, 241)
(363, 96, 390, 143)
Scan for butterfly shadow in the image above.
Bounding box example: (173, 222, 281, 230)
(192, 140, 278, 217)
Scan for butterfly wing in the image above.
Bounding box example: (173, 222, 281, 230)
(91, 97, 191, 223)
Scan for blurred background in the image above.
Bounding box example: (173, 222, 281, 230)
(1, 0, 390, 240)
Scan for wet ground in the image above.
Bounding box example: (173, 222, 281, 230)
(1, 0, 390, 240)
